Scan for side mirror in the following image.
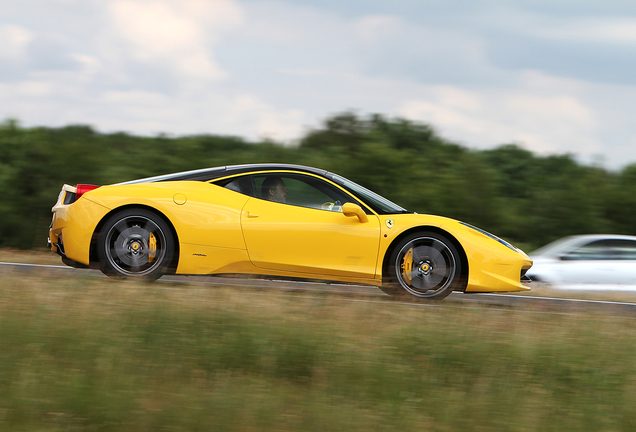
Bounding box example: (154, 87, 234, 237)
(342, 202, 368, 223)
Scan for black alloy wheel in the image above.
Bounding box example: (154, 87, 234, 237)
(97, 209, 175, 281)
(383, 232, 463, 300)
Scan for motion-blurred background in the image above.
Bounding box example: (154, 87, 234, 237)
(3, 4, 636, 430)
(2, 1, 636, 251)
(1, 113, 634, 252)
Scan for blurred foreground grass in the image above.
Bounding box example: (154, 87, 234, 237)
(1, 271, 636, 431)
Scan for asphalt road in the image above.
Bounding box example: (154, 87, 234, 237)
(2, 261, 636, 315)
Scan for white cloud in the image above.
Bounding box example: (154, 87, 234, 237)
(0, 24, 33, 60)
(2, 0, 636, 171)
(354, 15, 402, 43)
(108, 0, 244, 80)
(110, 1, 202, 57)
(222, 95, 305, 140)
(433, 86, 483, 112)
(397, 77, 600, 159)
(536, 18, 636, 43)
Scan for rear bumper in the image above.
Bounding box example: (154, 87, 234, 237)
(49, 195, 110, 266)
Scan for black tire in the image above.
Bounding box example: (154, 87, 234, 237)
(382, 232, 464, 300)
(97, 209, 175, 281)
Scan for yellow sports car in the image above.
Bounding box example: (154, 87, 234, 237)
(48, 164, 532, 299)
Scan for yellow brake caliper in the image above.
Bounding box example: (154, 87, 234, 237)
(401, 247, 413, 285)
(148, 233, 156, 263)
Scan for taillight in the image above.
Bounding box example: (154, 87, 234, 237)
(76, 184, 100, 199)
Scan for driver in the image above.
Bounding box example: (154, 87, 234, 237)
(261, 176, 288, 203)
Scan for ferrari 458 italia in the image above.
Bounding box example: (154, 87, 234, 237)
(48, 164, 532, 299)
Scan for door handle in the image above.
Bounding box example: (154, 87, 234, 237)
(245, 211, 259, 218)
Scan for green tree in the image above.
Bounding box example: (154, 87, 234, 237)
(0, 114, 634, 251)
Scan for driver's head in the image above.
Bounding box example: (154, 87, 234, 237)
(261, 176, 287, 203)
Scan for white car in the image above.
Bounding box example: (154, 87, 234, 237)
(527, 234, 636, 285)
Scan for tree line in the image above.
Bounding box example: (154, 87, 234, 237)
(1, 113, 635, 252)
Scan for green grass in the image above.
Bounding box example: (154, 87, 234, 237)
(1, 273, 636, 431)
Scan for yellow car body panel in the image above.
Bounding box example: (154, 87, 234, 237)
(241, 197, 381, 278)
(50, 189, 111, 265)
(51, 181, 253, 270)
(48, 164, 532, 297)
(175, 243, 253, 275)
(85, 181, 250, 250)
(376, 214, 532, 292)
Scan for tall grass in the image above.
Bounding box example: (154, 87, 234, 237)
(1, 273, 636, 431)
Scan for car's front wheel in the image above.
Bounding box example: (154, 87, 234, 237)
(383, 232, 464, 300)
(97, 209, 175, 281)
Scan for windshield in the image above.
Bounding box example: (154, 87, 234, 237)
(330, 174, 409, 214)
(530, 236, 578, 256)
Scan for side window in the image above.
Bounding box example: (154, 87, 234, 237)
(566, 239, 636, 260)
(604, 240, 636, 260)
(213, 176, 252, 196)
(253, 173, 361, 212)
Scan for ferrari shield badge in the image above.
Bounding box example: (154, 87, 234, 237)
(385, 219, 395, 229)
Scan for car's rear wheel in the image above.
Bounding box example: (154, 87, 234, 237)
(97, 209, 175, 281)
(383, 232, 463, 300)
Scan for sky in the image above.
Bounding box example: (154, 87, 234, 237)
(2, 0, 636, 170)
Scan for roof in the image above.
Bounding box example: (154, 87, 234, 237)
(115, 163, 329, 185)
